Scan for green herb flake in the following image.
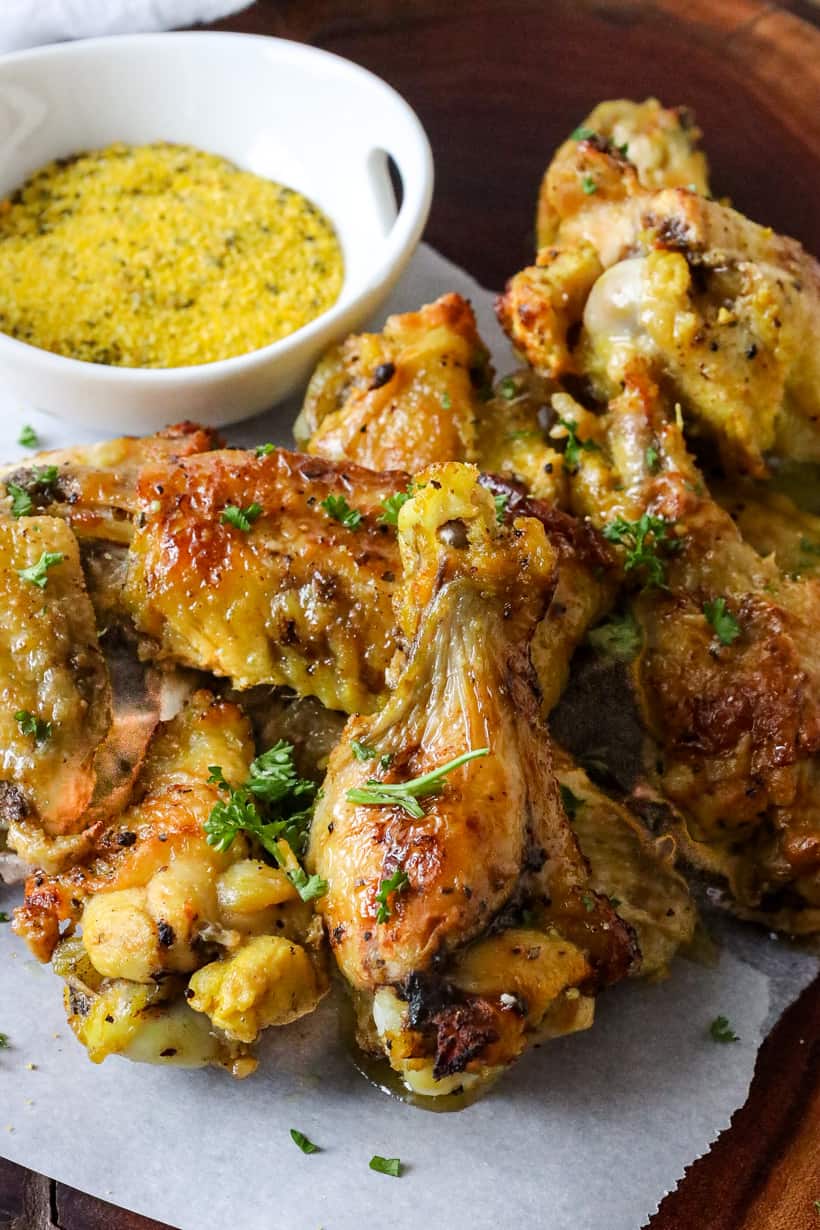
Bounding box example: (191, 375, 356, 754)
(254, 442, 275, 457)
(709, 1014, 739, 1043)
(17, 551, 65, 589)
(609, 897, 622, 910)
(0, 912, 10, 923)
(556, 417, 599, 473)
(494, 493, 509, 524)
(18, 425, 39, 448)
(571, 126, 597, 142)
(813, 1199, 820, 1218)
(351, 740, 377, 762)
(603, 513, 683, 589)
(15, 710, 51, 742)
(205, 742, 326, 902)
(703, 597, 741, 646)
(290, 1128, 319, 1154)
(440, 391, 452, 410)
(616, 142, 629, 157)
(320, 493, 362, 530)
(587, 610, 642, 661)
(379, 490, 412, 526)
(0, 1033, 9, 1049)
(347, 747, 490, 819)
(499, 376, 517, 401)
(645, 445, 660, 473)
(369, 1155, 401, 1178)
(379, 754, 393, 770)
(581, 894, 596, 913)
(581, 175, 598, 195)
(6, 483, 33, 518)
(559, 784, 583, 819)
(220, 503, 263, 532)
(375, 867, 411, 923)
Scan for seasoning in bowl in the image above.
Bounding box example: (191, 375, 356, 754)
(0, 142, 344, 368)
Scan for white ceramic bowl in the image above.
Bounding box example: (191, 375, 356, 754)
(0, 32, 433, 432)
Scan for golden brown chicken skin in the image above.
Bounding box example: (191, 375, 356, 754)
(15, 690, 328, 1073)
(0, 516, 111, 860)
(295, 293, 492, 472)
(550, 364, 820, 930)
(309, 464, 635, 1095)
(125, 448, 408, 714)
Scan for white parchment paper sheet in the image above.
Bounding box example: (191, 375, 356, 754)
(0, 243, 817, 1230)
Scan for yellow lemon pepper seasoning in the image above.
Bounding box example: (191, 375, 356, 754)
(0, 143, 344, 368)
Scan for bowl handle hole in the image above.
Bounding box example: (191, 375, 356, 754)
(366, 148, 403, 236)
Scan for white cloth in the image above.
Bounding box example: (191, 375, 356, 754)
(0, 0, 251, 54)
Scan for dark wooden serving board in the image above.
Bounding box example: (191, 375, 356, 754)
(2, 2, 819, 1227)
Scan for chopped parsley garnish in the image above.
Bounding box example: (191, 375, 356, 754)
(379, 753, 393, 770)
(645, 445, 660, 473)
(0, 1033, 8, 1049)
(0, 912, 10, 923)
(255, 442, 275, 457)
(375, 867, 410, 923)
(369, 1155, 401, 1178)
(17, 551, 64, 589)
(379, 489, 412, 526)
(581, 175, 597, 195)
(571, 126, 597, 141)
(440, 391, 452, 410)
(703, 597, 741, 646)
(603, 513, 683, 588)
(581, 894, 596, 913)
(347, 747, 489, 819)
(494, 493, 509, 524)
(15, 710, 51, 742)
(220, 503, 262, 532)
(559, 784, 583, 819)
(587, 609, 642, 661)
(556, 417, 599, 473)
(205, 742, 326, 902)
(289, 1129, 319, 1154)
(499, 376, 517, 400)
(18, 425, 39, 448)
(709, 1014, 739, 1043)
(351, 740, 377, 762)
(6, 465, 59, 518)
(320, 493, 362, 530)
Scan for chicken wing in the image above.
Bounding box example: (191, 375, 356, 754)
(294, 293, 492, 472)
(308, 464, 635, 1097)
(125, 448, 407, 713)
(14, 690, 328, 1073)
(503, 106, 820, 476)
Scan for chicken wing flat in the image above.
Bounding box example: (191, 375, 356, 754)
(125, 447, 407, 713)
(545, 364, 820, 930)
(294, 293, 492, 472)
(0, 516, 111, 862)
(14, 690, 328, 1074)
(309, 464, 635, 1097)
(502, 108, 820, 476)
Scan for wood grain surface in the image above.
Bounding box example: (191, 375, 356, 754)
(2, 2, 819, 1228)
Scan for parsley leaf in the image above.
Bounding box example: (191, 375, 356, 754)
(290, 1129, 319, 1154)
(645, 445, 660, 473)
(15, 710, 51, 742)
(703, 597, 741, 646)
(351, 740, 377, 762)
(0, 1033, 8, 1049)
(220, 503, 262, 532)
(499, 376, 517, 400)
(6, 466, 59, 518)
(205, 742, 325, 901)
(17, 551, 64, 589)
(347, 747, 490, 819)
(375, 867, 410, 923)
(320, 493, 362, 530)
(571, 126, 597, 141)
(581, 893, 596, 913)
(494, 493, 509, 524)
(18, 425, 39, 448)
(6, 483, 33, 518)
(369, 1155, 401, 1177)
(603, 513, 683, 588)
(559, 784, 583, 819)
(440, 391, 452, 410)
(587, 610, 642, 661)
(0, 912, 10, 923)
(379, 490, 412, 526)
(556, 417, 599, 473)
(255, 443, 275, 457)
(709, 1014, 739, 1043)
(581, 175, 597, 195)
